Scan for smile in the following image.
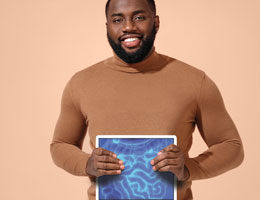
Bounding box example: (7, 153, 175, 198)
(121, 37, 141, 48)
(124, 38, 139, 42)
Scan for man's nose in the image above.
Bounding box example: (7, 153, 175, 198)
(122, 20, 136, 32)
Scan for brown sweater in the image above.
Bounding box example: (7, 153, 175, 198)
(50, 49, 244, 200)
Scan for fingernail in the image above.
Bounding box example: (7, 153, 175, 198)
(113, 154, 117, 158)
(158, 152, 162, 155)
(119, 160, 123, 164)
(153, 166, 156, 171)
(150, 160, 154, 165)
(117, 170, 121, 174)
(120, 165, 125, 170)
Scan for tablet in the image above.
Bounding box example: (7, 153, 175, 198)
(96, 135, 177, 200)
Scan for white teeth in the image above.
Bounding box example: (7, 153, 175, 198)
(124, 38, 138, 42)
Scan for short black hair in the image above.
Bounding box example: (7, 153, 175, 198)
(105, 0, 156, 17)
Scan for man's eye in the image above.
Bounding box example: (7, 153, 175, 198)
(113, 18, 123, 23)
(135, 16, 146, 21)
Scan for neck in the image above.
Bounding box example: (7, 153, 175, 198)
(104, 47, 171, 73)
(113, 46, 155, 65)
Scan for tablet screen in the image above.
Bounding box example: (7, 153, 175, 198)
(96, 135, 177, 200)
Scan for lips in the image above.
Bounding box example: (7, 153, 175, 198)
(120, 34, 142, 48)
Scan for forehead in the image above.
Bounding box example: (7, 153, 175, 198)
(108, 0, 152, 16)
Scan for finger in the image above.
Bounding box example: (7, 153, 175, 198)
(160, 144, 180, 153)
(158, 166, 186, 181)
(157, 165, 177, 173)
(97, 169, 122, 177)
(98, 155, 123, 164)
(93, 148, 117, 158)
(151, 152, 178, 165)
(152, 159, 179, 171)
(97, 162, 125, 170)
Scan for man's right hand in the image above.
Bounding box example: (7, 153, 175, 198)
(86, 148, 125, 177)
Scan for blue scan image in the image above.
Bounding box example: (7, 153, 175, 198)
(98, 138, 176, 200)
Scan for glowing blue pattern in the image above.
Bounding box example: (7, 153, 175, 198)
(98, 138, 175, 200)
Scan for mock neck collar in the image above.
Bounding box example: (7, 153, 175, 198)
(104, 48, 170, 73)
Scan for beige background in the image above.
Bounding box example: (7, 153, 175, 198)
(1, 0, 259, 199)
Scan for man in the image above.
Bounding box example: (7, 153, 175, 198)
(50, 0, 244, 199)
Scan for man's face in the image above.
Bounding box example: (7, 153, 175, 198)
(106, 0, 159, 63)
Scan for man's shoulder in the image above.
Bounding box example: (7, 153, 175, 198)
(69, 57, 112, 84)
(159, 53, 206, 80)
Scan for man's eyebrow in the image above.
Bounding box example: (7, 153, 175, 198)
(111, 13, 123, 17)
(133, 10, 146, 15)
(110, 10, 146, 18)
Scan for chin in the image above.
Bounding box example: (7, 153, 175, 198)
(121, 44, 142, 54)
(123, 48, 140, 54)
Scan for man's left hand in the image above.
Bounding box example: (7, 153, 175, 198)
(150, 144, 189, 181)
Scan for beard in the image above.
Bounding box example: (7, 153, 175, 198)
(107, 25, 156, 64)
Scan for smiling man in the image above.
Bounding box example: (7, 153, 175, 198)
(106, 0, 158, 64)
(50, 0, 244, 200)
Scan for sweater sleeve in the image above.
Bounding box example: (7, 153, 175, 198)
(50, 78, 90, 176)
(185, 74, 244, 181)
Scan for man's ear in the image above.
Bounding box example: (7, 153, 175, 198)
(105, 22, 108, 31)
(155, 15, 160, 33)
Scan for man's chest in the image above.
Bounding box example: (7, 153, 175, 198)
(78, 73, 197, 130)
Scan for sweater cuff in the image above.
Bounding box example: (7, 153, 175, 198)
(74, 153, 91, 176)
(184, 157, 207, 181)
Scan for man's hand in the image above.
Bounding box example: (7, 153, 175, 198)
(150, 144, 189, 181)
(86, 148, 124, 177)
